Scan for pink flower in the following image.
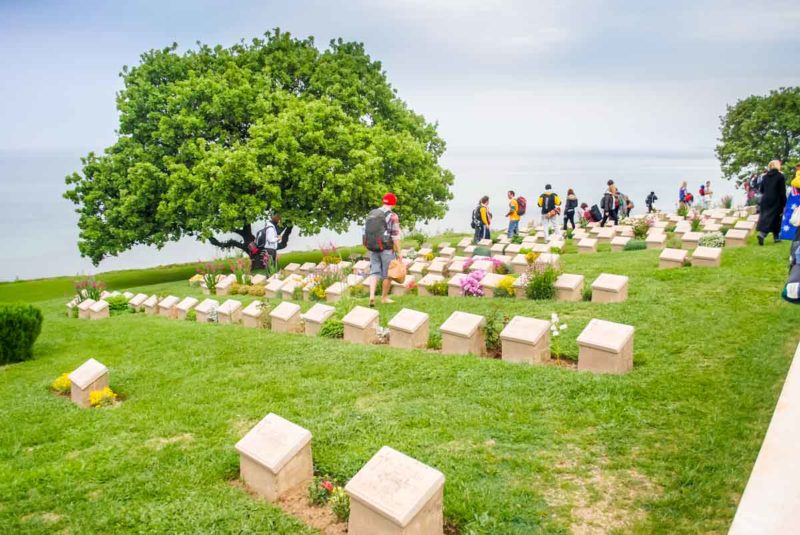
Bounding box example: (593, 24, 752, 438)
(322, 481, 334, 493)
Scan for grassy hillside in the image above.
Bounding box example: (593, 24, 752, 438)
(1, 235, 797, 534)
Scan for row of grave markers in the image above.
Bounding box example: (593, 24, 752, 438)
(69, 287, 636, 374)
(59, 357, 447, 534)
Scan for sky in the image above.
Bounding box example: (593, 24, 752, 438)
(2, 0, 800, 156)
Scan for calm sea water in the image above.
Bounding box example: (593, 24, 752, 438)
(0, 148, 740, 281)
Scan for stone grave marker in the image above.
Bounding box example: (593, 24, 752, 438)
(691, 246, 722, 267)
(250, 274, 267, 285)
(235, 413, 313, 503)
(143, 295, 159, 315)
(388, 308, 430, 349)
(325, 281, 348, 303)
(390, 275, 416, 296)
(68, 358, 109, 408)
(345, 446, 445, 535)
(591, 273, 629, 303)
(468, 258, 494, 273)
(269, 301, 302, 333)
(216, 274, 236, 296)
(554, 273, 584, 302)
(217, 299, 242, 324)
(283, 262, 301, 275)
(681, 231, 702, 250)
(500, 316, 550, 365)
(447, 273, 467, 297)
(511, 254, 528, 274)
(479, 272, 506, 298)
(265, 278, 285, 299)
(577, 318, 634, 374)
(158, 295, 180, 318)
(596, 227, 614, 243)
(725, 228, 748, 248)
(195, 298, 219, 323)
(577, 237, 597, 253)
(241, 300, 264, 328)
(298, 262, 317, 275)
(343, 306, 380, 344)
(490, 243, 506, 257)
(89, 300, 109, 320)
(440, 311, 485, 356)
(175, 297, 199, 320)
(417, 274, 445, 297)
(301, 303, 336, 336)
(128, 293, 148, 312)
(659, 248, 687, 269)
(645, 233, 666, 249)
(610, 236, 630, 252)
(77, 299, 96, 320)
(734, 220, 756, 235)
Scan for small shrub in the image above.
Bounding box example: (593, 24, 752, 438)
(348, 284, 369, 298)
(0, 304, 44, 365)
(197, 261, 223, 294)
(720, 194, 733, 209)
(495, 275, 516, 298)
(106, 295, 129, 314)
(510, 234, 523, 244)
(308, 476, 334, 506)
(427, 331, 442, 350)
(699, 232, 725, 248)
(631, 218, 653, 240)
(582, 286, 593, 302)
(330, 486, 350, 522)
(473, 245, 491, 257)
(677, 204, 689, 217)
(429, 280, 449, 296)
(89, 387, 117, 408)
(74, 277, 105, 301)
(185, 309, 197, 321)
(623, 239, 647, 251)
(484, 307, 508, 353)
(230, 282, 241, 295)
(51, 373, 71, 394)
(309, 285, 326, 302)
(238, 285, 251, 295)
(248, 285, 265, 297)
(525, 266, 559, 300)
(319, 319, 344, 339)
(322, 255, 342, 265)
(495, 262, 511, 275)
(408, 230, 428, 249)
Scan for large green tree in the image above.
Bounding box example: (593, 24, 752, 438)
(716, 86, 800, 185)
(65, 30, 454, 265)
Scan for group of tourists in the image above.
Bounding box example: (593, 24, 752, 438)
(678, 180, 714, 209)
(471, 180, 637, 242)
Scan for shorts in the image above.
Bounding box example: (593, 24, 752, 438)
(370, 250, 396, 279)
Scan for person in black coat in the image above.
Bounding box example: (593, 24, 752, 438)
(757, 160, 787, 245)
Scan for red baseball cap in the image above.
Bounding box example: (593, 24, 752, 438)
(382, 193, 397, 206)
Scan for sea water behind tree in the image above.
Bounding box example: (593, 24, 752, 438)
(0, 147, 740, 281)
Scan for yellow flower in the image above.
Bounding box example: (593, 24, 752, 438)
(89, 387, 117, 407)
(51, 373, 71, 394)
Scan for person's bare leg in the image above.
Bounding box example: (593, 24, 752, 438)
(381, 278, 393, 303)
(368, 275, 377, 306)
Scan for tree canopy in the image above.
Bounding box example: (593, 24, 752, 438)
(716, 86, 800, 184)
(65, 30, 454, 265)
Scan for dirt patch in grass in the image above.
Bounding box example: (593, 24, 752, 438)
(230, 480, 346, 535)
(543, 453, 660, 534)
(277, 485, 347, 535)
(145, 433, 194, 450)
(21, 512, 63, 525)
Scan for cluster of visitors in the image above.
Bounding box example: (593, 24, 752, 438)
(470, 179, 641, 242)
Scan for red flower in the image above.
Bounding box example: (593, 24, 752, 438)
(321, 481, 334, 493)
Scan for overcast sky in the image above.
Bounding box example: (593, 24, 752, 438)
(2, 0, 799, 154)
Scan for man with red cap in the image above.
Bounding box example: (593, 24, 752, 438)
(363, 193, 402, 306)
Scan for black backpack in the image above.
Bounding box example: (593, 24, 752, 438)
(590, 204, 602, 222)
(541, 193, 555, 213)
(363, 209, 393, 252)
(471, 205, 482, 229)
(255, 222, 276, 249)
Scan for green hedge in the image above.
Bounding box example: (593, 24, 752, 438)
(0, 304, 43, 365)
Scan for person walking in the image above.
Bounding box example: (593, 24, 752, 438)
(780, 164, 800, 241)
(537, 184, 561, 240)
(563, 188, 578, 230)
(601, 184, 619, 227)
(363, 193, 402, 306)
(646, 191, 658, 213)
(471, 196, 491, 243)
(678, 181, 688, 210)
(254, 213, 291, 272)
(757, 160, 787, 245)
(704, 180, 713, 207)
(506, 190, 520, 237)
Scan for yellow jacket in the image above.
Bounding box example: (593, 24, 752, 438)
(507, 198, 520, 221)
(792, 172, 800, 189)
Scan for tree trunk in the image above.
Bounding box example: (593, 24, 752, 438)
(208, 223, 266, 269)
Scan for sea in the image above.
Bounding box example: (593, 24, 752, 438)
(0, 147, 742, 281)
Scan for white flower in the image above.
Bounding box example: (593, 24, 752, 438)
(551, 312, 559, 323)
(560, 324, 567, 331)
(552, 330, 560, 337)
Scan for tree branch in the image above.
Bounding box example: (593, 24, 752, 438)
(208, 236, 246, 251)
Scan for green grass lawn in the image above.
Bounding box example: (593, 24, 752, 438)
(1, 236, 798, 534)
